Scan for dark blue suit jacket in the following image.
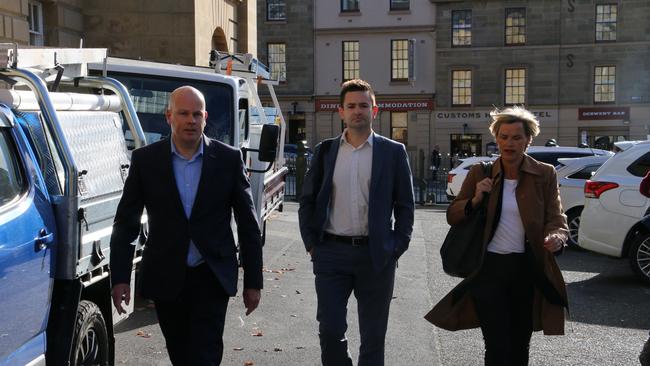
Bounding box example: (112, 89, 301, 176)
(298, 133, 415, 271)
(110, 137, 262, 300)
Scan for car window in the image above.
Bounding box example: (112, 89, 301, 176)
(528, 152, 592, 167)
(0, 129, 25, 206)
(567, 164, 602, 180)
(626, 151, 650, 177)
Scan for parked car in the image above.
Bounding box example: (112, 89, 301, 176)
(446, 156, 498, 200)
(556, 155, 612, 247)
(445, 146, 612, 201)
(578, 140, 650, 284)
(526, 146, 612, 169)
(284, 143, 313, 160)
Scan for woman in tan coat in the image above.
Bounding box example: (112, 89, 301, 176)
(426, 107, 569, 365)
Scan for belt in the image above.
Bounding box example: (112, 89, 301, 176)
(323, 232, 369, 246)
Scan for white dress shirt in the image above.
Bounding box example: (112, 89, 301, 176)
(324, 131, 374, 236)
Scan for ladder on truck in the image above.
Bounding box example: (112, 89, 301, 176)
(209, 50, 286, 167)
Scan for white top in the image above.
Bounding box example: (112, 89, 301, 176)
(487, 179, 526, 254)
(324, 131, 374, 236)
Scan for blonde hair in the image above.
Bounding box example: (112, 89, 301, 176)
(488, 106, 540, 138)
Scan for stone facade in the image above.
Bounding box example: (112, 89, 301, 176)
(257, 0, 314, 145)
(433, 0, 650, 161)
(0, 0, 256, 66)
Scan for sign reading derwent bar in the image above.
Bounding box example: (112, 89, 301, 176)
(316, 99, 434, 112)
(435, 109, 556, 123)
(578, 107, 630, 121)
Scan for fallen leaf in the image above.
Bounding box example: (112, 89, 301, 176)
(135, 330, 151, 338)
(295, 290, 301, 294)
(244, 361, 254, 366)
(251, 331, 264, 337)
(233, 347, 244, 351)
(296, 346, 305, 349)
(274, 347, 283, 352)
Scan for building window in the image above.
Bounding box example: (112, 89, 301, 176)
(391, 112, 408, 145)
(390, 0, 409, 11)
(505, 68, 526, 105)
(452, 70, 472, 106)
(594, 66, 616, 103)
(452, 10, 472, 47)
(341, 0, 359, 12)
(342, 41, 359, 81)
(596, 4, 617, 42)
(267, 0, 286, 21)
(267, 43, 286, 82)
(28, 1, 43, 46)
(505, 8, 526, 45)
(391, 39, 409, 81)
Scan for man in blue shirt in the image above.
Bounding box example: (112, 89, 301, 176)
(110, 86, 263, 365)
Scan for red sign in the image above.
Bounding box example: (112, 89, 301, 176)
(578, 107, 630, 121)
(315, 99, 434, 112)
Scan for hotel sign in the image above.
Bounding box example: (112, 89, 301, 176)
(578, 107, 630, 121)
(435, 109, 556, 123)
(315, 99, 434, 112)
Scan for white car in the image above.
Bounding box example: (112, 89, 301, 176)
(578, 140, 650, 284)
(556, 155, 612, 247)
(446, 156, 498, 200)
(445, 146, 612, 200)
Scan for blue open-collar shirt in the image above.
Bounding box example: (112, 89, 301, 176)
(171, 139, 204, 267)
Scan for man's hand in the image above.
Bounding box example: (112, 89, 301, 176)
(544, 233, 565, 253)
(112, 283, 131, 314)
(243, 288, 261, 316)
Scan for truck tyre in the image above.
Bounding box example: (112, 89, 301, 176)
(70, 300, 109, 366)
(629, 233, 650, 285)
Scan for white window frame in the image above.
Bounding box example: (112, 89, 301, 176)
(28, 1, 44, 46)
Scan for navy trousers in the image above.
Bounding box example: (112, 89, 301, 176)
(312, 240, 396, 366)
(154, 263, 230, 366)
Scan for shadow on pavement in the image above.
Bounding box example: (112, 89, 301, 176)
(558, 248, 650, 330)
(114, 296, 159, 333)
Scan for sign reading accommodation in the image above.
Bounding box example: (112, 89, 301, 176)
(316, 99, 434, 112)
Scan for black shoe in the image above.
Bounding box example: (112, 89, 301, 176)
(640, 338, 650, 366)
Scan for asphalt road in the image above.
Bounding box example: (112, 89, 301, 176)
(114, 202, 650, 365)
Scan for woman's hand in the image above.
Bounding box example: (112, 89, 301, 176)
(544, 233, 566, 253)
(471, 177, 493, 207)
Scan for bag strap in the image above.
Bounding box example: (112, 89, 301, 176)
(478, 161, 493, 208)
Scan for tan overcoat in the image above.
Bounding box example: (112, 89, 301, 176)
(425, 154, 569, 335)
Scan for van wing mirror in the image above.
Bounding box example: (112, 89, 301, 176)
(258, 124, 279, 162)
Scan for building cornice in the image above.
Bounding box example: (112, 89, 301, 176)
(315, 25, 435, 35)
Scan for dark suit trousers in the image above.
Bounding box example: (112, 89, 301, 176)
(470, 252, 535, 366)
(153, 263, 229, 366)
(312, 240, 396, 366)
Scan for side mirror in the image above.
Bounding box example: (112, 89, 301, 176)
(258, 124, 279, 162)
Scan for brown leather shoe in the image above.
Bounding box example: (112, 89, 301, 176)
(641, 337, 650, 366)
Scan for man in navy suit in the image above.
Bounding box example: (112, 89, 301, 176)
(299, 79, 415, 366)
(110, 86, 263, 365)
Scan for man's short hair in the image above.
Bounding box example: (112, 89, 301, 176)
(488, 106, 540, 138)
(339, 79, 376, 106)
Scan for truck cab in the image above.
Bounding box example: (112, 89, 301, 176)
(88, 52, 287, 242)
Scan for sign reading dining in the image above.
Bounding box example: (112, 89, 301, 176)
(316, 99, 434, 112)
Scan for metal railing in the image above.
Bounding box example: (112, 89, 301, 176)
(283, 158, 450, 205)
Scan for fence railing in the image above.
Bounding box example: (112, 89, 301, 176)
(283, 159, 450, 204)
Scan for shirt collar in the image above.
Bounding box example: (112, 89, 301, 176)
(171, 138, 204, 162)
(341, 129, 374, 147)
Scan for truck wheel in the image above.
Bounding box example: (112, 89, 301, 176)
(566, 208, 583, 249)
(629, 233, 650, 285)
(70, 300, 109, 366)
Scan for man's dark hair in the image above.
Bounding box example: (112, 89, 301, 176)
(339, 79, 376, 106)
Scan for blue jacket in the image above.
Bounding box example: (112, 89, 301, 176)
(298, 133, 415, 271)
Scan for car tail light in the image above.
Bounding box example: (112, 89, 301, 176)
(584, 180, 619, 199)
(447, 173, 456, 184)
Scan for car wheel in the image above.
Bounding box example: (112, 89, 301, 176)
(566, 208, 583, 248)
(70, 300, 109, 366)
(628, 232, 650, 285)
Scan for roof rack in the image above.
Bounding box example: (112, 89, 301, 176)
(208, 50, 273, 81)
(0, 44, 107, 79)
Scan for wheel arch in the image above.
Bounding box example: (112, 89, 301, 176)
(623, 216, 650, 258)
